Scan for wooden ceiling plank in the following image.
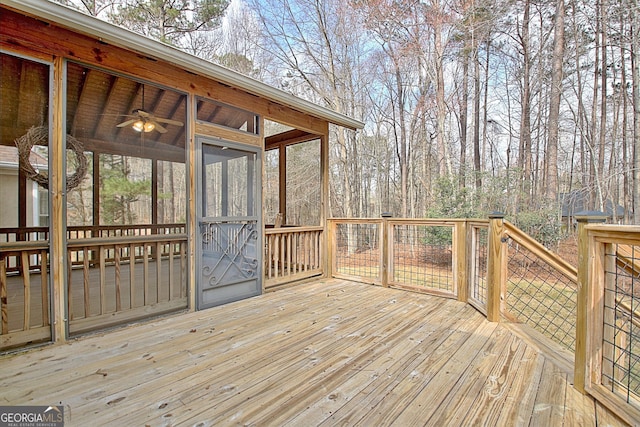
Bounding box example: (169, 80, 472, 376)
(91, 74, 118, 137)
(16, 61, 48, 134)
(70, 68, 91, 135)
(0, 55, 20, 134)
(205, 105, 222, 123)
(167, 97, 187, 148)
(114, 81, 142, 140)
(147, 86, 165, 112)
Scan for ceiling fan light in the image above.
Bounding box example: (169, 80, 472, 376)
(143, 121, 156, 132)
(132, 119, 145, 132)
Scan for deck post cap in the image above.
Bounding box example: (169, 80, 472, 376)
(574, 211, 608, 223)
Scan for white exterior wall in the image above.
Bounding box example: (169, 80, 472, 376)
(0, 165, 39, 229)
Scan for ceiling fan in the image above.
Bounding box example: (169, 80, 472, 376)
(117, 109, 183, 134)
(116, 85, 183, 133)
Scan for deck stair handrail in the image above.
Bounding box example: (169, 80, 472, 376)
(616, 244, 640, 282)
(615, 296, 640, 329)
(503, 221, 577, 282)
(498, 220, 580, 354)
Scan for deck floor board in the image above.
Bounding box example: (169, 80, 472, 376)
(0, 279, 629, 426)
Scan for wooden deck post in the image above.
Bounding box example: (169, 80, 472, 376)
(486, 212, 505, 322)
(320, 129, 330, 279)
(51, 57, 67, 343)
(456, 220, 468, 302)
(187, 96, 197, 311)
(327, 220, 335, 279)
(381, 213, 392, 287)
(574, 211, 607, 394)
(278, 143, 287, 226)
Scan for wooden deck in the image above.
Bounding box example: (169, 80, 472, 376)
(0, 279, 629, 426)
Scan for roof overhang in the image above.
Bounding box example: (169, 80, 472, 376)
(2, 0, 364, 131)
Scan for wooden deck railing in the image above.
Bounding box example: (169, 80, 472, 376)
(328, 219, 383, 285)
(0, 224, 185, 274)
(468, 221, 489, 314)
(0, 223, 185, 242)
(577, 224, 640, 424)
(264, 226, 323, 289)
(0, 224, 187, 349)
(66, 234, 188, 334)
(3, 217, 638, 422)
(328, 218, 475, 300)
(501, 221, 579, 352)
(0, 241, 51, 349)
(328, 215, 640, 425)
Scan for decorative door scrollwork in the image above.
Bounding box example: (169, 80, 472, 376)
(200, 220, 258, 288)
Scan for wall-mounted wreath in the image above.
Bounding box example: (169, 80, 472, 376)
(15, 126, 89, 191)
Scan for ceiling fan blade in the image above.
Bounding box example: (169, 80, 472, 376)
(153, 122, 168, 133)
(154, 117, 184, 127)
(125, 109, 181, 130)
(117, 119, 137, 128)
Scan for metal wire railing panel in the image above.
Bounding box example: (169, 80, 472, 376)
(601, 243, 640, 406)
(504, 238, 578, 352)
(470, 224, 488, 310)
(333, 221, 381, 282)
(390, 224, 455, 296)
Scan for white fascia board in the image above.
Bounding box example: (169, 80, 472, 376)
(0, 162, 18, 170)
(2, 0, 364, 131)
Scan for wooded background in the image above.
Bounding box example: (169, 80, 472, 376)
(56, 0, 640, 228)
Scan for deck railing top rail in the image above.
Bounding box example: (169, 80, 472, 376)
(265, 225, 324, 234)
(0, 223, 187, 243)
(66, 233, 188, 248)
(330, 217, 489, 224)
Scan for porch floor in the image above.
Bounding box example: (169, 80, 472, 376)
(0, 279, 628, 426)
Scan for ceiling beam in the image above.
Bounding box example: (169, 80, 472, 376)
(265, 129, 319, 151)
(83, 137, 185, 163)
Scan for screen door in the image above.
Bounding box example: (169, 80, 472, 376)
(197, 138, 261, 309)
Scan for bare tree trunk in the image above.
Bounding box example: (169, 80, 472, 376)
(157, 161, 164, 223)
(633, 8, 640, 223)
(434, 8, 449, 177)
(394, 65, 409, 218)
(339, 131, 353, 219)
(546, 0, 565, 204)
(621, 12, 631, 223)
(473, 47, 482, 192)
(460, 45, 469, 188)
(168, 163, 175, 222)
(589, 1, 601, 209)
(610, 16, 622, 224)
(518, 0, 532, 205)
(597, 0, 608, 211)
(482, 40, 491, 177)
(570, 0, 589, 209)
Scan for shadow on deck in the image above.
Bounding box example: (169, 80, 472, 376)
(0, 279, 629, 426)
